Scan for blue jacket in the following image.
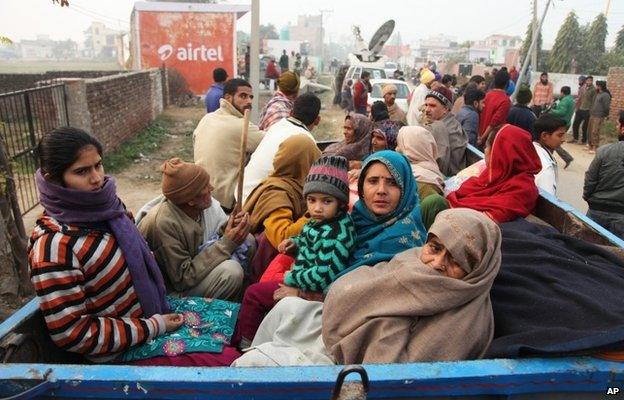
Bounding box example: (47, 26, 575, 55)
(204, 83, 224, 113)
(456, 105, 479, 146)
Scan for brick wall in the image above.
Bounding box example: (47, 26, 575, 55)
(0, 71, 122, 94)
(85, 70, 159, 152)
(608, 67, 624, 122)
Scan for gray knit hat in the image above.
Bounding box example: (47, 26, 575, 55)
(303, 155, 349, 203)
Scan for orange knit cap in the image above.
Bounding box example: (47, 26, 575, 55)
(160, 158, 210, 205)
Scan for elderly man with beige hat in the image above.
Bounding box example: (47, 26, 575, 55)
(138, 158, 255, 301)
(382, 84, 407, 124)
(406, 68, 436, 126)
(258, 70, 300, 131)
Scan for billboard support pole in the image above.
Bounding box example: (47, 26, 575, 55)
(250, 0, 260, 123)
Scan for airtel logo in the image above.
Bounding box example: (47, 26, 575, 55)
(158, 44, 224, 62)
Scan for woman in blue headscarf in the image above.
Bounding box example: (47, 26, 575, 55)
(338, 150, 427, 279)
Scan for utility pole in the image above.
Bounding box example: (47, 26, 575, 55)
(319, 9, 332, 73)
(513, 0, 553, 101)
(531, 0, 538, 70)
(606, 0, 612, 16)
(250, 0, 260, 122)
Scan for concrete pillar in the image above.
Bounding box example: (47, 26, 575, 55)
(149, 68, 164, 119)
(60, 78, 92, 133)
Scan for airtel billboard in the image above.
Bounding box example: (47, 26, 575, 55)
(132, 2, 250, 95)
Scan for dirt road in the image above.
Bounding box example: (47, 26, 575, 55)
(556, 141, 593, 213)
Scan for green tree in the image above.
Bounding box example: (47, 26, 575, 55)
(614, 25, 624, 52)
(548, 12, 581, 73)
(259, 24, 279, 41)
(580, 13, 608, 74)
(520, 20, 542, 69)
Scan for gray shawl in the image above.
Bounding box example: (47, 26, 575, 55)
(322, 208, 501, 364)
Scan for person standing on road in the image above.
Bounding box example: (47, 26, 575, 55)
(193, 78, 264, 213)
(587, 81, 611, 154)
(353, 71, 371, 116)
(583, 110, 624, 239)
(406, 69, 435, 125)
(546, 86, 575, 168)
(571, 76, 595, 145)
(204, 68, 228, 113)
(530, 72, 553, 118)
(279, 50, 289, 72)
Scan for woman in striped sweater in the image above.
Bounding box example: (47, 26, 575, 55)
(29, 127, 239, 366)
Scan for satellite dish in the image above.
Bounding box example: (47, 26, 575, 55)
(368, 20, 395, 55)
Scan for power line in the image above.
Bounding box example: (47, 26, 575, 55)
(71, 2, 130, 24)
(66, 2, 129, 28)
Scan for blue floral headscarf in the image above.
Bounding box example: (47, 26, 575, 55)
(337, 150, 427, 279)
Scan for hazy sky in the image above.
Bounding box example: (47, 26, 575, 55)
(2, 0, 623, 49)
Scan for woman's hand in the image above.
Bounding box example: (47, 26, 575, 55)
(162, 313, 184, 332)
(273, 284, 299, 301)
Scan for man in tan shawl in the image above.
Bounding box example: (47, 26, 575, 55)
(382, 84, 407, 124)
(322, 208, 501, 364)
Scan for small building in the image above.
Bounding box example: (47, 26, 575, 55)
(19, 35, 54, 59)
(287, 15, 323, 56)
(83, 22, 125, 59)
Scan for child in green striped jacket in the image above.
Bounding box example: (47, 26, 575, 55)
(278, 155, 357, 293)
(234, 156, 356, 349)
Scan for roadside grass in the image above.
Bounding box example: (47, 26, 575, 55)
(601, 120, 619, 145)
(103, 115, 172, 173)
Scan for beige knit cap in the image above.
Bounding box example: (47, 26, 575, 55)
(160, 158, 210, 205)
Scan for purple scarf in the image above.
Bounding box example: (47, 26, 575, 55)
(35, 170, 169, 317)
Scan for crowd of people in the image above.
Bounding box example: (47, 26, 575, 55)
(26, 63, 624, 369)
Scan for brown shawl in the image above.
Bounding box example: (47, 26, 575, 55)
(322, 113, 373, 161)
(322, 208, 501, 364)
(244, 135, 321, 233)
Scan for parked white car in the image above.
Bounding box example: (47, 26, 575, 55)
(367, 79, 410, 113)
(384, 62, 398, 79)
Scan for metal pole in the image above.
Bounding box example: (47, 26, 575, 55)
(531, 0, 538, 70)
(512, 0, 552, 101)
(606, 0, 612, 16)
(250, 0, 260, 122)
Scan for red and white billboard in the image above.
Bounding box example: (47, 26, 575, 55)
(132, 2, 249, 95)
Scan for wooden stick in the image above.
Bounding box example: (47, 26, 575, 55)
(234, 108, 250, 214)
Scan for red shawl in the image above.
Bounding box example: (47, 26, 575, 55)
(447, 124, 542, 223)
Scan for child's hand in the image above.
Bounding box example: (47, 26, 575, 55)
(277, 239, 295, 254)
(273, 284, 299, 301)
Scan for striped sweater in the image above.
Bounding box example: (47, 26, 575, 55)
(283, 212, 357, 292)
(28, 215, 166, 363)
